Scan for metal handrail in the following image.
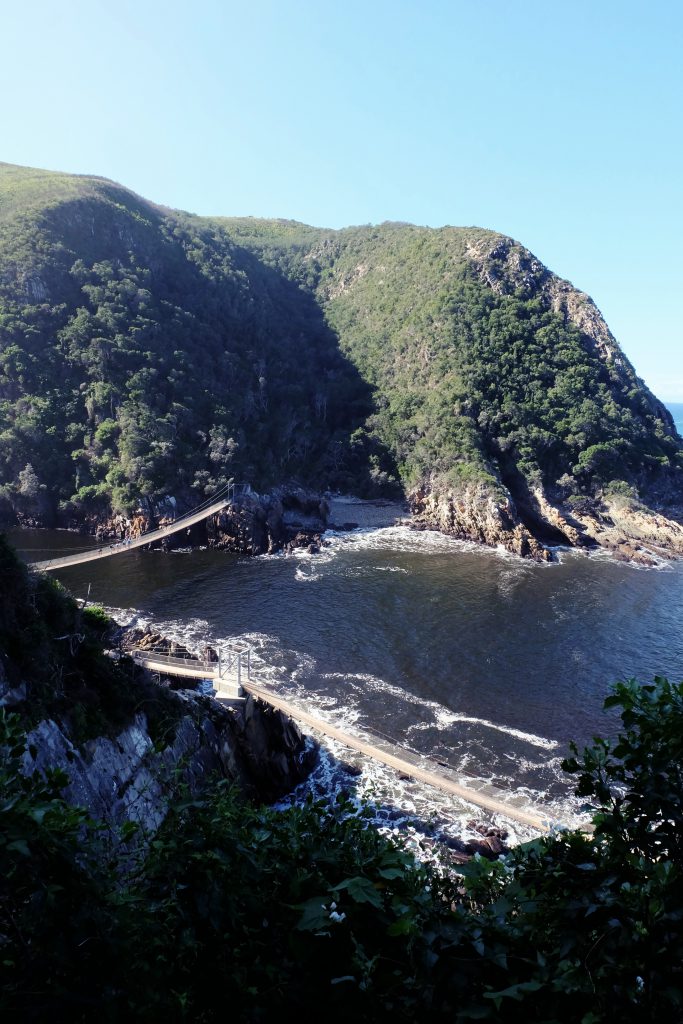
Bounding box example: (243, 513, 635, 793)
(128, 642, 252, 682)
(130, 651, 216, 672)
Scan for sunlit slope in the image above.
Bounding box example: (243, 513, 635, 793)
(0, 161, 681, 557)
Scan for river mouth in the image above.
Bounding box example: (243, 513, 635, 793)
(8, 519, 683, 848)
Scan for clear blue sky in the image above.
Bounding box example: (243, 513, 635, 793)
(3, 0, 682, 398)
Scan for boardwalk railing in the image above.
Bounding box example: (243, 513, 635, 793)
(129, 641, 252, 698)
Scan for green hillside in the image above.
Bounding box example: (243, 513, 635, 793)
(0, 162, 681, 552)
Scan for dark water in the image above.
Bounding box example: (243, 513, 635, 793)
(10, 512, 683, 844)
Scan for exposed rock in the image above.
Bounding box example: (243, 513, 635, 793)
(206, 487, 329, 555)
(21, 691, 318, 839)
(566, 495, 683, 565)
(407, 470, 683, 566)
(119, 626, 194, 661)
(410, 480, 552, 561)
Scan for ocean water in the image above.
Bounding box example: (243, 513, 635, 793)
(667, 401, 683, 436)
(10, 502, 683, 850)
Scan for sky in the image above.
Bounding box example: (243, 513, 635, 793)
(2, 0, 682, 398)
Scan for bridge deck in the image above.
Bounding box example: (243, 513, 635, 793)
(117, 643, 577, 835)
(128, 645, 248, 699)
(30, 497, 231, 571)
(240, 681, 571, 833)
(125, 645, 571, 832)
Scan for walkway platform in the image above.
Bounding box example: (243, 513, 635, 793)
(124, 637, 579, 833)
(241, 680, 578, 833)
(129, 642, 251, 700)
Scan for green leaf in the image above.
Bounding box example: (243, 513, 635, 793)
(377, 866, 405, 880)
(484, 980, 544, 1002)
(294, 896, 330, 932)
(332, 875, 383, 908)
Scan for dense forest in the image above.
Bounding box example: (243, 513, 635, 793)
(0, 161, 681, 552)
(1, 532, 682, 1021)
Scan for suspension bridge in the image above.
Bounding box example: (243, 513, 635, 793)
(129, 642, 569, 833)
(29, 486, 235, 572)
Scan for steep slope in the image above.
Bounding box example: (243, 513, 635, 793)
(220, 218, 683, 560)
(0, 164, 377, 527)
(1, 162, 682, 561)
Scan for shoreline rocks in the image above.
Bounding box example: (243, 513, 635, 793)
(408, 479, 683, 567)
(6, 478, 683, 568)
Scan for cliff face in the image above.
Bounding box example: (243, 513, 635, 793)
(410, 481, 552, 561)
(19, 693, 316, 837)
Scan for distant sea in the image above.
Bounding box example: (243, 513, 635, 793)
(667, 402, 683, 436)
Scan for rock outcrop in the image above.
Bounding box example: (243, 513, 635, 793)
(20, 691, 317, 839)
(206, 488, 330, 555)
(409, 477, 683, 565)
(410, 481, 552, 561)
(561, 494, 683, 565)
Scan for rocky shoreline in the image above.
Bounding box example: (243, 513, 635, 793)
(8, 478, 683, 569)
(409, 480, 683, 567)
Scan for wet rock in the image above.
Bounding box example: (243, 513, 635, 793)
(463, 834, 508, 858)
(120, 627, 194, 661)
(410, 481, 551, 562)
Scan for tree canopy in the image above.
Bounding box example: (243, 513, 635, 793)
(0, 163, 680, 531)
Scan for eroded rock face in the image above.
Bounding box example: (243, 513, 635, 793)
(206, 488, 329, 555)
(21, 693, 317, 838)
(409, 477, 683, 565)
(410, 482, 551, 561)
(563, 496, 683, 565)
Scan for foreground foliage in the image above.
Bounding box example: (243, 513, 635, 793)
(1, 676, 682, 1022)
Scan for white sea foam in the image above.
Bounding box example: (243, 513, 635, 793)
(104, 609, 580, 844)
(321, 671, 559, 751)
(409, 711, 559, 751)
(294, 565, 323, 582)
(325, 525, 473, 556)
(569, 545, 674, 573)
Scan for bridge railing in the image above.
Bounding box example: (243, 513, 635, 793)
(218, 644, 252, 682)
(130, 650, 217, 674)
(128, 641, 253, 685)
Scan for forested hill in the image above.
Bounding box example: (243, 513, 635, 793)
(1, 161, 682, 559)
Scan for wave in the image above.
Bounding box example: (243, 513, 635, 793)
(407, 713, 559, 751)
(103, 610, 581, 842)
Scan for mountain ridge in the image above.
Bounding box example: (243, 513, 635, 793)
(1, 161, 682, 562)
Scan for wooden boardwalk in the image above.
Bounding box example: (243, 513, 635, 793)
(30, 497, 231, 571)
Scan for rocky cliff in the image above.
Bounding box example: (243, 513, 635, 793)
(19, 692, 316, 838)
